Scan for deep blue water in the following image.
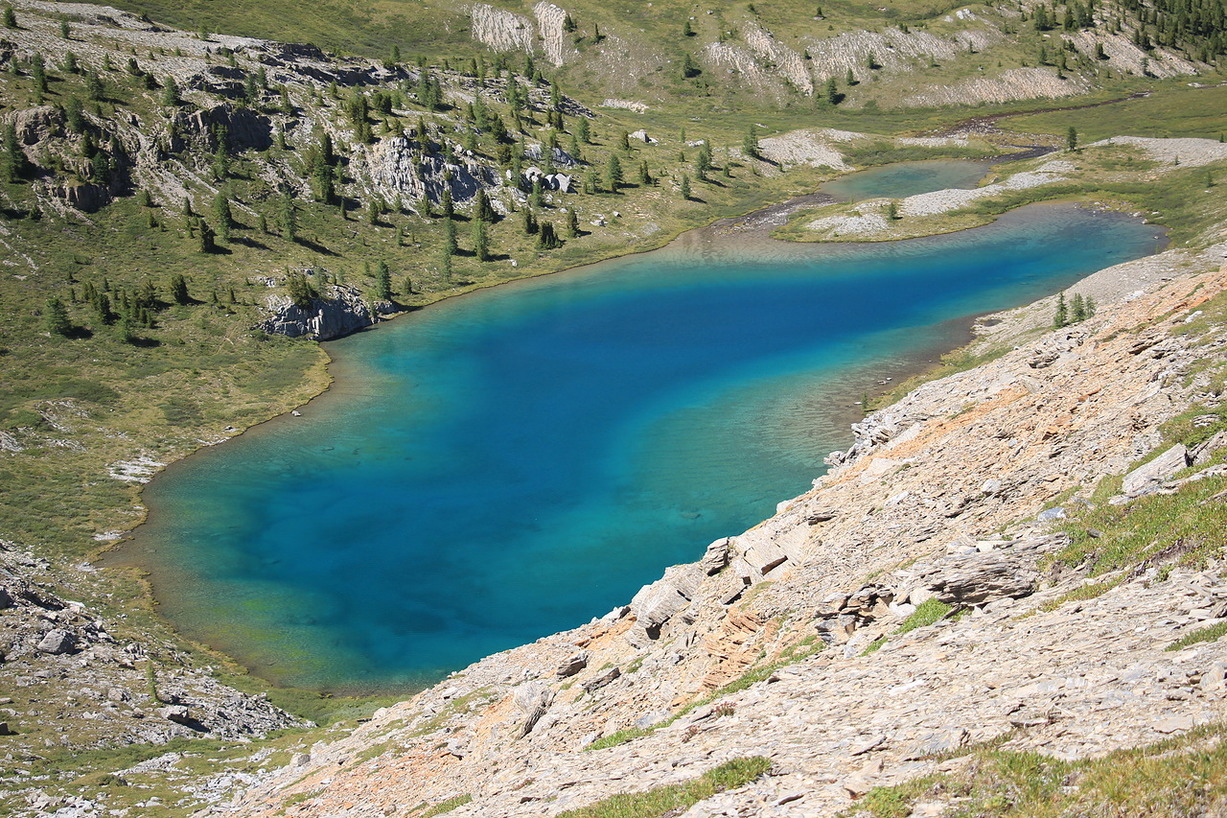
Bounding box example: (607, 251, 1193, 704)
(129, 204, 1162, 691)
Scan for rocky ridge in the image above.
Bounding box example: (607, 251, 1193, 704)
(212, 242, 1227, 815)
(0, 540, 305, 812)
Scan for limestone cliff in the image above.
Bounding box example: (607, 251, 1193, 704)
(216, 246, 1227, 816)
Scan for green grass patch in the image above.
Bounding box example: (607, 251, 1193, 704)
(1167, 621, 1227, 652)
(841, 141, 996, 168)
(861, 635, 888, 656)
(417, 793, 473, 817)
(587, 727, 653, 752)
(283, 789, 324, 809)
(1051, 476, 1227, 577)
(1006, 83, 1227, 143)
(851, 723, 1227, 818)
(557, 756, 771, 818)
(893, 599, 952, 635)
(1036, 578, 1122, 613)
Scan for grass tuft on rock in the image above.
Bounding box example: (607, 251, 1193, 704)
(556, 756, 771, 818)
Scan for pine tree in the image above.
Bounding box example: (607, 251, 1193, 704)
(374, 260, 392, 300)
(825, 76, 840, 106)
(743, 125, 760, 160)
(3, 7, 16, 28)
(536, 221, 563, 249)
(280, 193, 296, 242)
(440, 247, 453, 280)
(162, 76, 179, 107)
(606, 154, 623, 192)
(2, 122, 23, 181)
(682, 53, 701, 78)
(45, 296, 71, 336)
(1071, 293, 1086, 322)
(443, 217, 457, 255)
(472, 218, 490, 261)
(214, 192, 233, 242)
(169, 274, 190, 305)
(566, 209, 579, 238)
(198, 220, 216, 253)
(695, 141, 711, 180)
(1066, 126, 1078, 151)
(474, 188, 496, 222)
(680, 174, 691, 200)
(1054, 291, 1068, 327)
(577, 117, 591, 144)
(522, 209, 538, 235)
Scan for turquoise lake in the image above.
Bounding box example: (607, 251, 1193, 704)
(819, 158, 990, 200)
(129, 201, 1163, 692)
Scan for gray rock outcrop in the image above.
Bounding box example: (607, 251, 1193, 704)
(256, 282, 397, 341)
(1123, 444, 1191, 496)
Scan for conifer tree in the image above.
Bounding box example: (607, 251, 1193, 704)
(743, 125, 761, 160)
(375, 260, 392, 300)
(443, 216, 457, 255)
(45, 296, 71, 336)
(214, 192, 233, 242)
(1071, 293, 1086, 322)
(1054, 291, 1068, 327)
(537, 221, 563, 249)
(169, 273, 190, 305)
(606, 154, 623, 192)
(472, 218, 490, 261)
(280, 194, 296, 242)
(162, 76, 179, 107)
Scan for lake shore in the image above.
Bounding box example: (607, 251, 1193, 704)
(117, 196, 1165, 693)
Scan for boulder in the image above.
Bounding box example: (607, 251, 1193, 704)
(742, 538, 788, 577)
(1123, 444, 1190, 496)
(0, 587, 12, 609)
(556, 651, 590, 678)
(581, 667, 621, 693)
(513, 682, 554, 738)
(158, 705, 194, 726)
(630, 564, 703, 633)
(699, 538, 731, 575)
(36, 629, 76, 655)
(915, 550, 1037, 605)
(1192, 430, 1227, 465)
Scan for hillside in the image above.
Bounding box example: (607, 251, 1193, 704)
(0, 0, 1226, 814)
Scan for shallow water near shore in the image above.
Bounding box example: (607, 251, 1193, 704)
(125, 203, 1162, 692)
(819, 159, 991, 200)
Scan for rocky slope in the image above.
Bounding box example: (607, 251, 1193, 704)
(211, 239, 1227, 815)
